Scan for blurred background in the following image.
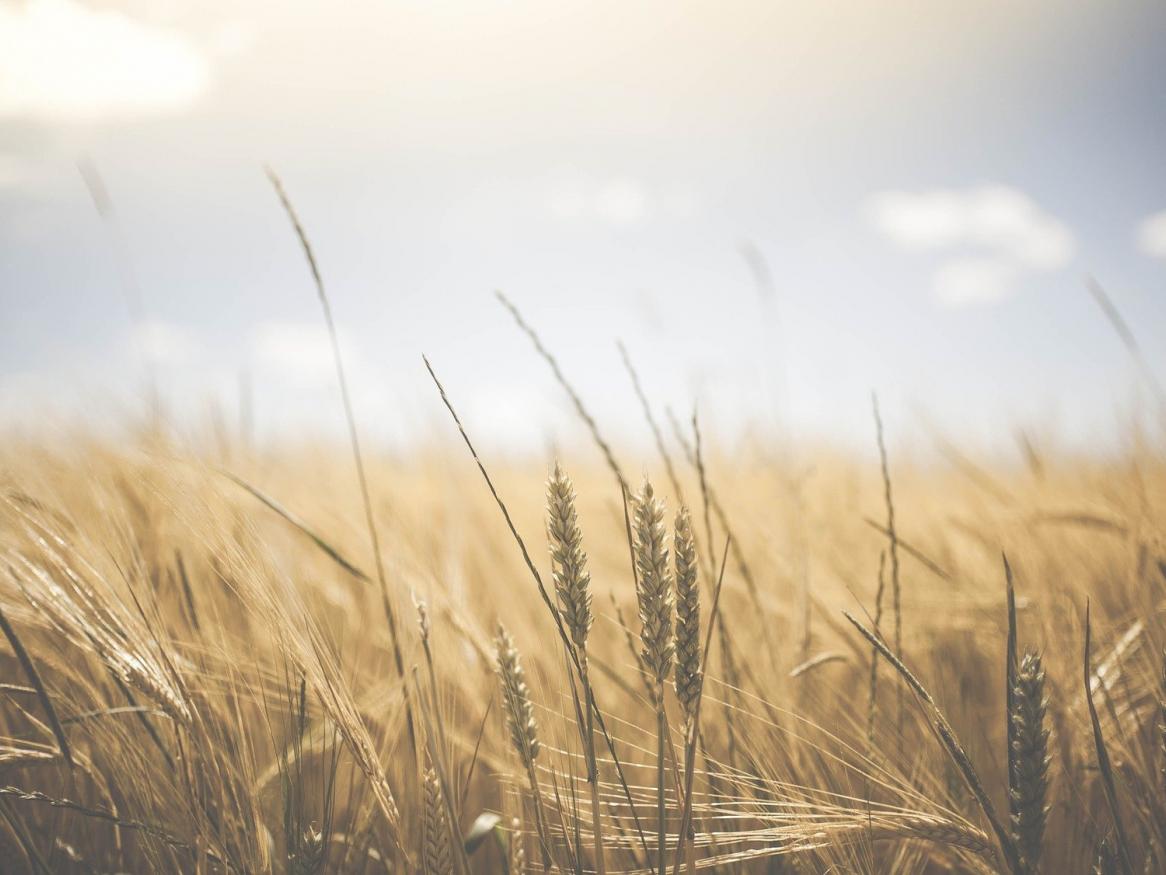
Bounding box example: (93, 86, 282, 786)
(1, 0, 1164, 455)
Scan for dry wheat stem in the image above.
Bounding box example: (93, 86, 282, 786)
(1084, 604, 1135, 875)
(871, 393, 903, 745)
(265, 168, 417, 773)
(495, 624, 556, 870)
(632, 479, 675, 875)
(844, 610, 1023, 875)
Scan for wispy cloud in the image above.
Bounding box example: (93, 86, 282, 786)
(0, 153, 32, 189)
(1136, 210, 1166, 259)
(932, 256, 1019, 307)
(0, 0, 209, 122)
(546, 178, 698, 228)
(865, 185, 1074, 306)
(251, 322, 349, 386)
(132, 320, 198, 366)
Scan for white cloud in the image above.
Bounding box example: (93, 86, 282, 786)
(547, 177, 663, 228)
(0, 153, 31, 189)
(0, 0, 209, 123)
(252, 322, 350, 386)
(1136, 210, 1166, 259)
(548, 180, 589, 220)
(865, 185, 1075, 307)
(132, 320, 197, 366)
(933, 257, 1019, 307)
(594, 179, 650, 227)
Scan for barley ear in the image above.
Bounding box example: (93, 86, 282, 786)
(1009, 649, 1049, 874)
(673, 505, 702, 721)
(546, 462, 593, 652)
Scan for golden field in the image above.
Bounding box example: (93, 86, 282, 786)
(0, 409, 1162, 873)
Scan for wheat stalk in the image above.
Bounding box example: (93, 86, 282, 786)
(1083, 605, 1135, 875)
(844, 610, 1023, 875)
(871, 393, 903, 745)
(265, 168, 416, 773)
(632, 478, 674, 875)
(545, 462, 605, 874)
(848, 815, 999, 861)
(495, 624, 553, 870)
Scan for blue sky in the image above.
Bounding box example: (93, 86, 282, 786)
(1, 0, 1164, 455)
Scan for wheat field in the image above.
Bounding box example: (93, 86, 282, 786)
(0, 358, 1163, 874)
(1, 1, 1161, 871)
(1, 173, 1163, 875)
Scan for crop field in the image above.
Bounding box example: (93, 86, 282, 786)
(0, 286, 1163, 874)
(4, 3, 1166, 872)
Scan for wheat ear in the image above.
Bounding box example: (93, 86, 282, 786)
(672, 504, 701, 874)
(510, 815, 527, 874)
(495, 624, 553, 870)
(1009, 650, 1049, 874)
(633, 480, 675, 690)
(545, 462, 605, 874)
(546, 462, 594, 651)
(423, 766, 454, 875)
(673, 506, 702, 723)
(633, 478, 674, 875)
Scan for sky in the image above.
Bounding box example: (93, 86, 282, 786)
(1, 0, 1165, 457)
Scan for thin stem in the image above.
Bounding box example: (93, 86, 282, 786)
(265, 168, 417, 766)
(581, 659, 606, 875)
(656, 689, 667, 875)
(526, 764, 555, 872)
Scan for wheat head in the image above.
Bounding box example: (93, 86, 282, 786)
(632, 479, 674, 691)
(1009, 649, 1049, 874)
(546, 462, 593, 652)
(673, 504, 702, 720)
(495, 623, 541, 770)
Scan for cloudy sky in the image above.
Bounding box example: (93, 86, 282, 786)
(1, 0, 1164, 454)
